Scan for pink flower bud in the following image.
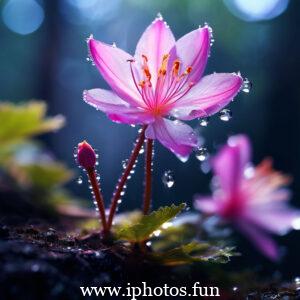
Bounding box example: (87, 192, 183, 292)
(77, 141, 96, 170)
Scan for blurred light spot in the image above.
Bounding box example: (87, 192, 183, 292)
(2, 0, 44, 35)
(60, 0, 121, 26)
(292, 218, 300, 230)
(224, 0, 289, 22)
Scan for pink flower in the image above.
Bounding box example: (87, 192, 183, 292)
(83, 15, 243, 158)
(195, 135, 300, 260)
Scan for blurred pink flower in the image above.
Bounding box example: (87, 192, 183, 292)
(83, 15, 243, 158)
(195, 135, 300, 260)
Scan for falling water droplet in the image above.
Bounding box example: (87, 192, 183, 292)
(232, 286, 238, 292)
(199, 117, 210, 127)
(162, 170, 175, 188)
(122, 159, 128, 169)
(242, 78, 252, 93)
(139, 147, 145, 154)
(219, 109, 232, 122)
(146, 241, 152, 247)
(77, 176, 83, 185)
(195, 147, 208, 161)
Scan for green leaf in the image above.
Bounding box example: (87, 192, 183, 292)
(15, 162, 73, 190)
(0, 101, 65, 146)
(150, 242, 236, 266)
(116, 203, 186, 242)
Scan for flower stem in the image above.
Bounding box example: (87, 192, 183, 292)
(143, 139, 153, 215)
(86, 168, 108, 234)
(107, 125, 147, 230)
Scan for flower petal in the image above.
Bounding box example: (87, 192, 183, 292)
(194, 196, 219, 214)
(84, 89, 154, 124)
(236, 220, 279, 261)
(135, 17, 175, 87)
(244, 202, 300, 236)
(145, 118, 198, 157)
(170, 26, 210, 84)
(170, 73, 243, 120)
(213, 135, 251, 195)
(88, 38, 142, 107)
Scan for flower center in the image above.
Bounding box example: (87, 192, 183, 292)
(128, 54, 195, 116)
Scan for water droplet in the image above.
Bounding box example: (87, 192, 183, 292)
(295, 277, 300, 285)
(219, 109, 232, 122)
(232, 286, 238, 292)
(199, 117, 210, 127)
(176, 154, 189, 163)
(153, 229, 161, 237)
(139, 147, 144, 154)
(122, 159, 128, 169)
(77, 176, 83, 185)
(117, 199, 122, 204)
(162, 170, 175, 188)
(120, 191, 125, 196)
(195, 147, 208, 161)
(162, 222, 172, 229)
(112, 42, 116, 48)
(146, 241, 152, 247)
(130, 124, 136, 128)
(242, 78, 252, 93)
(96, 175, 101, 181)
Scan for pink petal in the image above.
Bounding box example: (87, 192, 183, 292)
(84, 89, 154, 124)
(194, 196, 219, 214)
(170, 73, 243, 120)
(145, 118, 198, 157)
(88, 38, 142, 107)
(236, 220, 279, 261)
(135, 17, 175, 87)
(169, 27, 210, 84)
(244, 203, 300, 236)
(213, 135, 251, 195)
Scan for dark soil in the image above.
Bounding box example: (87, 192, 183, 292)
(0, 192, 299, 300)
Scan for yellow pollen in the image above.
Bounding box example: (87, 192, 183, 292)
(159, 54, 170, 76)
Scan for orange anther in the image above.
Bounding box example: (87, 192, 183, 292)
(172, 59, 180, 76)
(159, 54, 170, 76)
(139, 80, 146, 87)
(185, 66, 192, 74)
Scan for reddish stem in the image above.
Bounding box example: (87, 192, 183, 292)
(107, 125, 147, 230)
(86, 168, 108, 234)
(143, 139, 153, 215)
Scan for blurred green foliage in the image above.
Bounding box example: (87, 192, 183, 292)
(0, 101, 80, 215)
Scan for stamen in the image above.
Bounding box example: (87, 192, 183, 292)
(139, 80, 146, 88)
(159, 54, 170, 76)
(172, 59, 180, 77)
